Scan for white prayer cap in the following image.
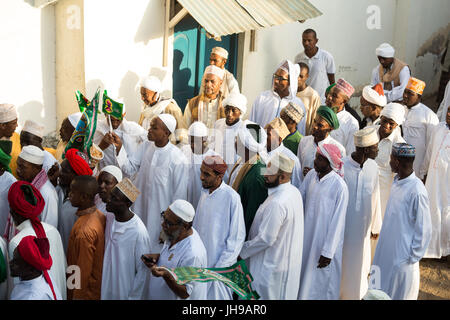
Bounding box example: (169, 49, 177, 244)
(188, 121, 208, 137)
(22, 120, 45, 138)
(158, 114, 177, 134)
(204, 65, 225, 80)
(267, 152, 294, 174)
(363, 289, 391, 300)
(211, 47, 229, 59)
(100, 165, 123, 183)
(376, 43, 395, 58)
(362, 85, 387, 107)
(0, 104, 18, 123)
(68, 112, 82, 128)
(380, 102, 406, 125)
(222, 93, 247, 115)
(354, 126, 380, 148)
(140, 75, 162, 93)
(237, 120, 267, 154)
(115, 177, 140, 203)
(19, 145, 44, 165)
(169, 199, 195, 223)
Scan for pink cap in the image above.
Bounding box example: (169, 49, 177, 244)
(336, 78, 355, 98)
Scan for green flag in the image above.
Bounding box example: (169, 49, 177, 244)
(161, 260, 260, 300)
(102, 90, 123, 120)
(75, 90, 91, 113)
(63, 88, 100, 160)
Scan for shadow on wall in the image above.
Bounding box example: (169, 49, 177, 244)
(18, 100, 45, 130)
(134, 0, 164, 44)
(118, 71, 141, 123)
(85, 79, 105, 100)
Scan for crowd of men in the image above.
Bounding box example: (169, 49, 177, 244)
(0, 28, 448, 301)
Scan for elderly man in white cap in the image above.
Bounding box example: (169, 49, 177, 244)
(0, 104, 20, 177)
(199, 46, 240, 98)
(360, 84, 387, 128)
(16, 146, 58, 228)
(240, 152, 304, 300)
(211, 92, 247, 169)
(340, 126, 382, 300)
(95, 165, 123, 215)
(181, 122, 218, 210)
(139, 75, 186, 145)
(142, 199, 207, 300)
(298, 143, 348, 300)
(93, 104, 147, 176)
(250, 59, 306, 136)
(184, 65, 226, 130)
(194, 155, 245, 300)
(20, 120, 57, 173)
(115, 114, 188, 253)
(371, 43, 411, 103)
(101, 178, 151, 300)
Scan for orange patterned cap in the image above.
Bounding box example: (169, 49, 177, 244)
(406, 77, 426, 95)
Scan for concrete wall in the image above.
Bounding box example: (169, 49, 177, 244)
(0, 0, 56, 134)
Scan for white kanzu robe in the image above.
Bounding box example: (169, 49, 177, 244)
(420, 122, 450, 258)
(330, 110, 359, 155)
(10, 274, 62, 300)
(117, 140, 188, 253)
(371, 173, 432, 300)
(0, 171, 16, 238)
(240, 182, 304, 300)
(193, 182, 245, 300)
(101, 212, 151, 300)
(38, 180, 59, 229)
(211, 118, 244, 169)
(298, 170, 349, 300)
(0, 237, 8, 300)
(340, 157, 382, 300)
(56, 185, 77, 254)
(403, 103, 439, 179)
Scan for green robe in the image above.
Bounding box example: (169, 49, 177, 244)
(237, 160, 268, 238)
(283, 130, 303, 155)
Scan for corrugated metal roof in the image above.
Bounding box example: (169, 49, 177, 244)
(177, 0, 322, 37)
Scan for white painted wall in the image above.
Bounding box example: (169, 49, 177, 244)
(0, 0, 56, 134)
(83, 0, 172, 123)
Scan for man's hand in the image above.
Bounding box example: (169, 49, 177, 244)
(371, 233, 379, 240)
(303, 167, 312, 177)
(151, 266, 172, 280)
(141, 254, 160, 269)
(98, 132, 115, 151)
(317, 255, 331, 268)
(47, 163, 60, 187)
(110, 132, 123, 155)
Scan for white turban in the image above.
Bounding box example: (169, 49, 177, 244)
(222, 93, 247, 115)
(19, 145, 44, 165)
(0, 104, 18, 123)
(158, 114, 177, 134)
(100, 165, 123, 183)
(376, 43, 395, 58)
(204, 65, 225, 80)
(380, 102, 406, 125)
(188, 121, 208, 137)
(362, 85, 387, 107)
(68, 112, 82, 128)
(169, 199, 195, 223)
(354, 126, 379, 148)
(237, 120, 267, 154)
(22, 120, 45, 139)
(140, 75, 162, 93)
(211, 47, 229, 59)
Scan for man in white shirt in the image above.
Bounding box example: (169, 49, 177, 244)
(241, 153, 304, 300)
(101, 178, 151, 300)
(402, 77, 439, 179)
(328, 78, 360, 154)
(142, 199, 207, 300)
(194, 155, 245, 299)
(295, 29, 336, 103)
(371, 43, 411, 103)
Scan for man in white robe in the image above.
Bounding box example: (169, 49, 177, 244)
(142, 200, 207, 300)
(0, 237, 8, 300)
(340, 127, 382, 300)
(370, 143, 431, 300)
(101, 178, 151, 300)
(402, 77, 439, 179)
(0, 143, 16, 240)
(436, 80, 449, 122)
(181, 122, 218, 210)
(327, 79, 359, 155)
(115, 114, 188, 253)
(95, 165, 122, 215)
(420, 107, 449, 259)
(250, 59, 306, 136)
(298, 143, 348, 300)
(240, 153, 304, 300)
(16, 146, 58, 228)
(194, 156, 245, 299)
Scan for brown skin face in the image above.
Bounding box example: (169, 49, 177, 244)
(378, 116, 398, 140)
(59, 118, 75, 143)
(402, 89, 421, 109)
(302, 32, 318, 56)
(105, 187, 131, 216)
(160, 209, 185, 242)
(9, 248, 41, 280)
(59, 159, 77, 189)
(189, 135, 208, 155)
(0, 118, 18, 139)
(224, 106, 241, 126)
(147, 117, 170, 144)
(107, 115, 123, 130)
(266, 126, 282, 152)
(204, 74, 222, 99)
(297, 67, 309, 92)
(199, 163, 223, 190)
(20, 131, 43, 149)
(389, 154, 400, 174)
(280, 110, 297, 134)
(97, 171, 118, 203)
(314, 152, 332, 177)
(209, 53, 226, 69)
(16, 157, 42, 183)
(377, 56, 394, 69)
(140, 87, 159, 106)
(312, 115, 333, 143)
(273, 68, 290, 99)
(446, 106, 450, 126)
(326, 87, 347, 112)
